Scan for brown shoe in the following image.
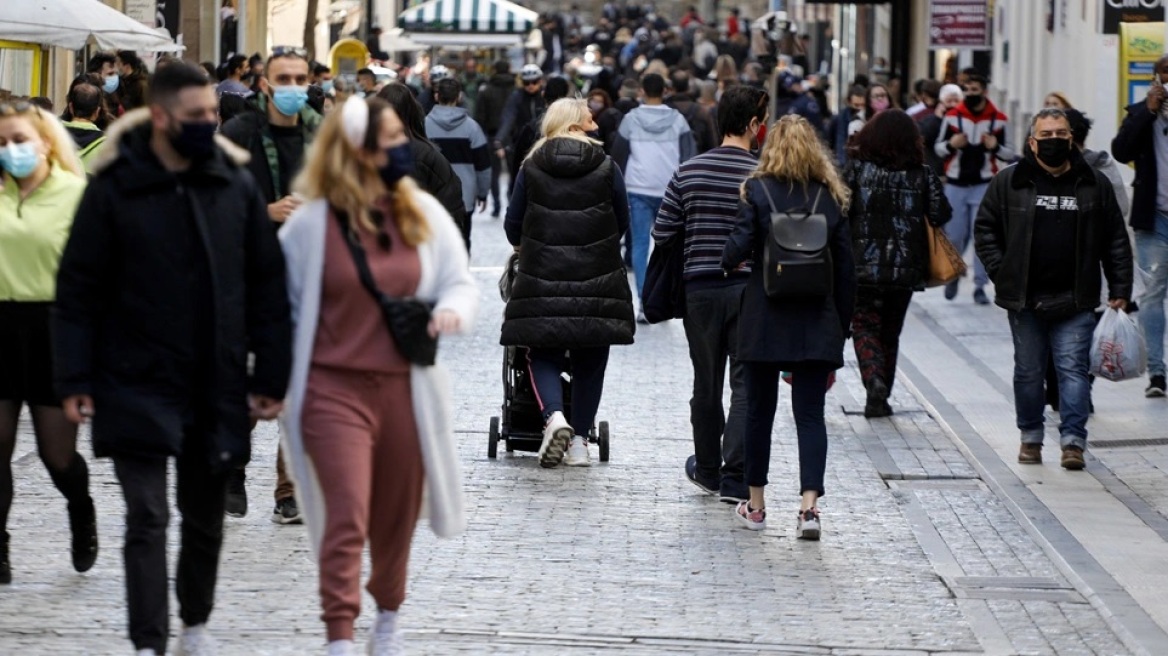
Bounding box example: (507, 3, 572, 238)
(1018, 443, 1043, 464)
(1061, 447, 1085, 470)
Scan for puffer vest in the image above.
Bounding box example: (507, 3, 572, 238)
(500, 138, 635, 348)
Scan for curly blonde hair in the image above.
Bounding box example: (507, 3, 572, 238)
(294, 97, 430, 246)
(0, 104, 84, 178)
(749, 114, 850, 210)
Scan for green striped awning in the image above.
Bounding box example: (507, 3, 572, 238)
(397, 0, 537, 34)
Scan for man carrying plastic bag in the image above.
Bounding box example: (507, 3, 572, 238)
(1090, 308, 1148, 382)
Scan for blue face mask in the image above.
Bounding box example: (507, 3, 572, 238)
(378, 144, 414, 189)
(321, 80, 334, 94)
(103, 74, 120, 94)
(0, 142, 41, 179)
(271, 85, 309, 116)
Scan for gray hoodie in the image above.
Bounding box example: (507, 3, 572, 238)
(612, 104, 696, 197)
(425, 105, 491, 213)
(1083, 149, 1130, 219)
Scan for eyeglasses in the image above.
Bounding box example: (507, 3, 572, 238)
(0, 101, 34, 116)
(270, 45, 309, 60)
(523, 80, 541, 87)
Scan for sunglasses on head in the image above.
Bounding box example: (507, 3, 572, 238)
(0, 101, 35, 116)
(270, 45, 309, 59)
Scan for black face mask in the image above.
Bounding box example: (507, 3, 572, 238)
(1035, 137, 1072, 169)
(963, 94, 983, 111)
(169, 120, 218, 160)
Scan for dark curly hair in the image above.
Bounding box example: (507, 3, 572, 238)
(847, 108, 924, 171)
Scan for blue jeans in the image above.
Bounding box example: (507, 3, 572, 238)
(1136, 227, 1168, 377)
(1008, 310, 1094, 450)
(943, 182, 990, 287)
(628, 192, 663, 299)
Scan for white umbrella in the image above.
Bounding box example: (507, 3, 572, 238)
(0, 0, 183, 52)
(382, 28, 425, 54)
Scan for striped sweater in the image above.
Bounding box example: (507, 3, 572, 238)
(652, 146, 757, 288)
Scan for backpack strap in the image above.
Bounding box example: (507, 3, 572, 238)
(809, 186, 823, 213)
(755, 178, 779, 214)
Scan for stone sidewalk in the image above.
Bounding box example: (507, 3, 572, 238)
(0, 210, 1140, 655)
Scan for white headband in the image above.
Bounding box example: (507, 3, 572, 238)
(341, 96, 368, 149)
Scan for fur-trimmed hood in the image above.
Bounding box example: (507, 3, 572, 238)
(89, 108, 251, 176)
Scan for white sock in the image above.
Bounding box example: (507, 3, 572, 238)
(327, 639, 354, 655)
(375, 608, 398, 630)
(182, 624, 206, 636)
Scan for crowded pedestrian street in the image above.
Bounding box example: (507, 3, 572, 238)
(0, 207, 1165, 654)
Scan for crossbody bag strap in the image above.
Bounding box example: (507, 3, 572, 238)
(333, 210, 390, 305)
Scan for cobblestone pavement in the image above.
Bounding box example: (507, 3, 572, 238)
(0, 210, 1141, 655)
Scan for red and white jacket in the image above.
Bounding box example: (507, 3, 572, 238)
(934, 99, 1015, 186)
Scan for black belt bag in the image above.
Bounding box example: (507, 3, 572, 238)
(334, 210, 438, 367)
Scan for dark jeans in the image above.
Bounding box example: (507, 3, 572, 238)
(526, 346, 610, 436)
(851, 288, 914, 395)
(1008, 309, 1094, 450)
(743, 361, 832, 496)
(683, 285, 746, 484)
(488, 140, 503, 214)
(113, 433, 229, 653)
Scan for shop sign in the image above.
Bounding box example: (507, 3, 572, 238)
(930, 0, 989, 48)
(1102, 0, 1165, 35)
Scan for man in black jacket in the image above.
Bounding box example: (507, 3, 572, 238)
(494, 65, 546, 198)
(475, 60, 515, 217)
(220, 49, 319, 522)
(52, 62, 292, 655)
(975, 108, 1132, 471)
(1112, 53, 1168, 398)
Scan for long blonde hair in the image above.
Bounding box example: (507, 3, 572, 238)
(525, 98, 600, 162)
(294, 97, 430, 246)
(0, 105, 84, 178)
(749, 115, 850, 210)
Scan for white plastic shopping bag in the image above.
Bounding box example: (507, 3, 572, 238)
(1089, 308, 1147, 382)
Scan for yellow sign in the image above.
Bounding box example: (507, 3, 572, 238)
(1117, 22, 1164, 124)
(329, 38, 370, 79)
(0, 40, 45, 98)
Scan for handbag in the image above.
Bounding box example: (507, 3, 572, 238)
(925, 220, 966, 287)
(334, 210, 438, 367)
(757, 181, 832, 300)
(642, 231, 686, 322)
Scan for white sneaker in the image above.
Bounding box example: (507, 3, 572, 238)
(538, 411, 572, 468)
(136, 650, 159, 656)
(174, 624, 216, 656)
(327, 639, 357, 656)
(367, 609, 405, 656)
(564, 436, 591, 467)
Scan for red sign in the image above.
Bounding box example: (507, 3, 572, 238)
(930, 0, 990, 48)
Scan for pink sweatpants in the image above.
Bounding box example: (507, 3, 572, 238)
(300, 366, 424, 641)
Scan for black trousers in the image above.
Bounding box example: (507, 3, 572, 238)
(682, 285, 746, 484)
(113, 432, 229, 653)
(742, 361, 832, 497)
(488, 139, 504, 214)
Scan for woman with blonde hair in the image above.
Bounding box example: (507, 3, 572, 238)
(1044, 91, 1073, 110)
(0, 101, 94, 584)
(711, 54, 740, 98)
(502, 97, 634, 468)
(278, 95, 478, 656)
(721, 115, 856, 538)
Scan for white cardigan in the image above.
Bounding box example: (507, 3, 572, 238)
(277, 193, 479, 555)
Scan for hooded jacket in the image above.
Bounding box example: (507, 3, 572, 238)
(934, 98, 1014, 186)
(52, 109, 292, 470)
(424, 105, 492, 213)
(973, 153, 1133, 313)
(501, 138, 635, 348)
(1082, 148, 1130, 218)
(612, 103, 696, 197)
(61, 121, 106, 172)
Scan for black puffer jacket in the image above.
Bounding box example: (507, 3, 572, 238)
(844, 160, 951, 290)
(974, 154, 1133, 312)
(501, 139, 635, 348)
(410, 139, 467, 240)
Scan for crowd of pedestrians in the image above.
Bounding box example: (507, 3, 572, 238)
(0, 4, 1159, 654)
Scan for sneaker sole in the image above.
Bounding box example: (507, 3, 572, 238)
(539, 429, 571, 468)
(271, 513, 304, 525)
(734, 503, 766, 531)
(1146, 389, 1166, 398)
(564, 457, 592, 467)
(686, 475, 718, 496)
(797, 526, 821, 540)
(719, 495, 747, 504)
(225, 510, 247, 518)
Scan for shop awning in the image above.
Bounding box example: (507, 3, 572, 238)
(0, 0, 182, 51)
(397, 0, 538, 34)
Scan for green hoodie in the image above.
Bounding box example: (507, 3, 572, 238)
(0, 166, 87, 301)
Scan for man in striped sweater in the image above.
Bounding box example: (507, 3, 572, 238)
(652, 85, 769, 504)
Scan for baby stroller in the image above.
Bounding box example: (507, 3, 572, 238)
(488, 254, 611, 461)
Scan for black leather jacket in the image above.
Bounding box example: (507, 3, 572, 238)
(974, 154, 1132, 312)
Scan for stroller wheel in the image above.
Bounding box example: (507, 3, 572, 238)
(488, 416, 500, 459)
(598, 421, 610, 463)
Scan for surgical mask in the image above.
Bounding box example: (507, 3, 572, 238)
(378, 144, 414, 189)
(588, 100, 604, 113)
(870, 98, 890, 113)
(271, 85, 309, 116)
(321, 80, 334, 94)
(964, 94, 983, 111)
(103, 74, 120, 94)
(0, 142, 41, 179)
(1035, 137, 1072, 169)
(169, 120, 218, 160)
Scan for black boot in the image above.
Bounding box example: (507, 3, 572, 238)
(68, 498, 98, 573)
(0, 531, 10, 584)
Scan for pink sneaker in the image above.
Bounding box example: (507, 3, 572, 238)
(734, 501, 766, 531)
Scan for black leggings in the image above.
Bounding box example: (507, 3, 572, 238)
(0, 401, 90, 534)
